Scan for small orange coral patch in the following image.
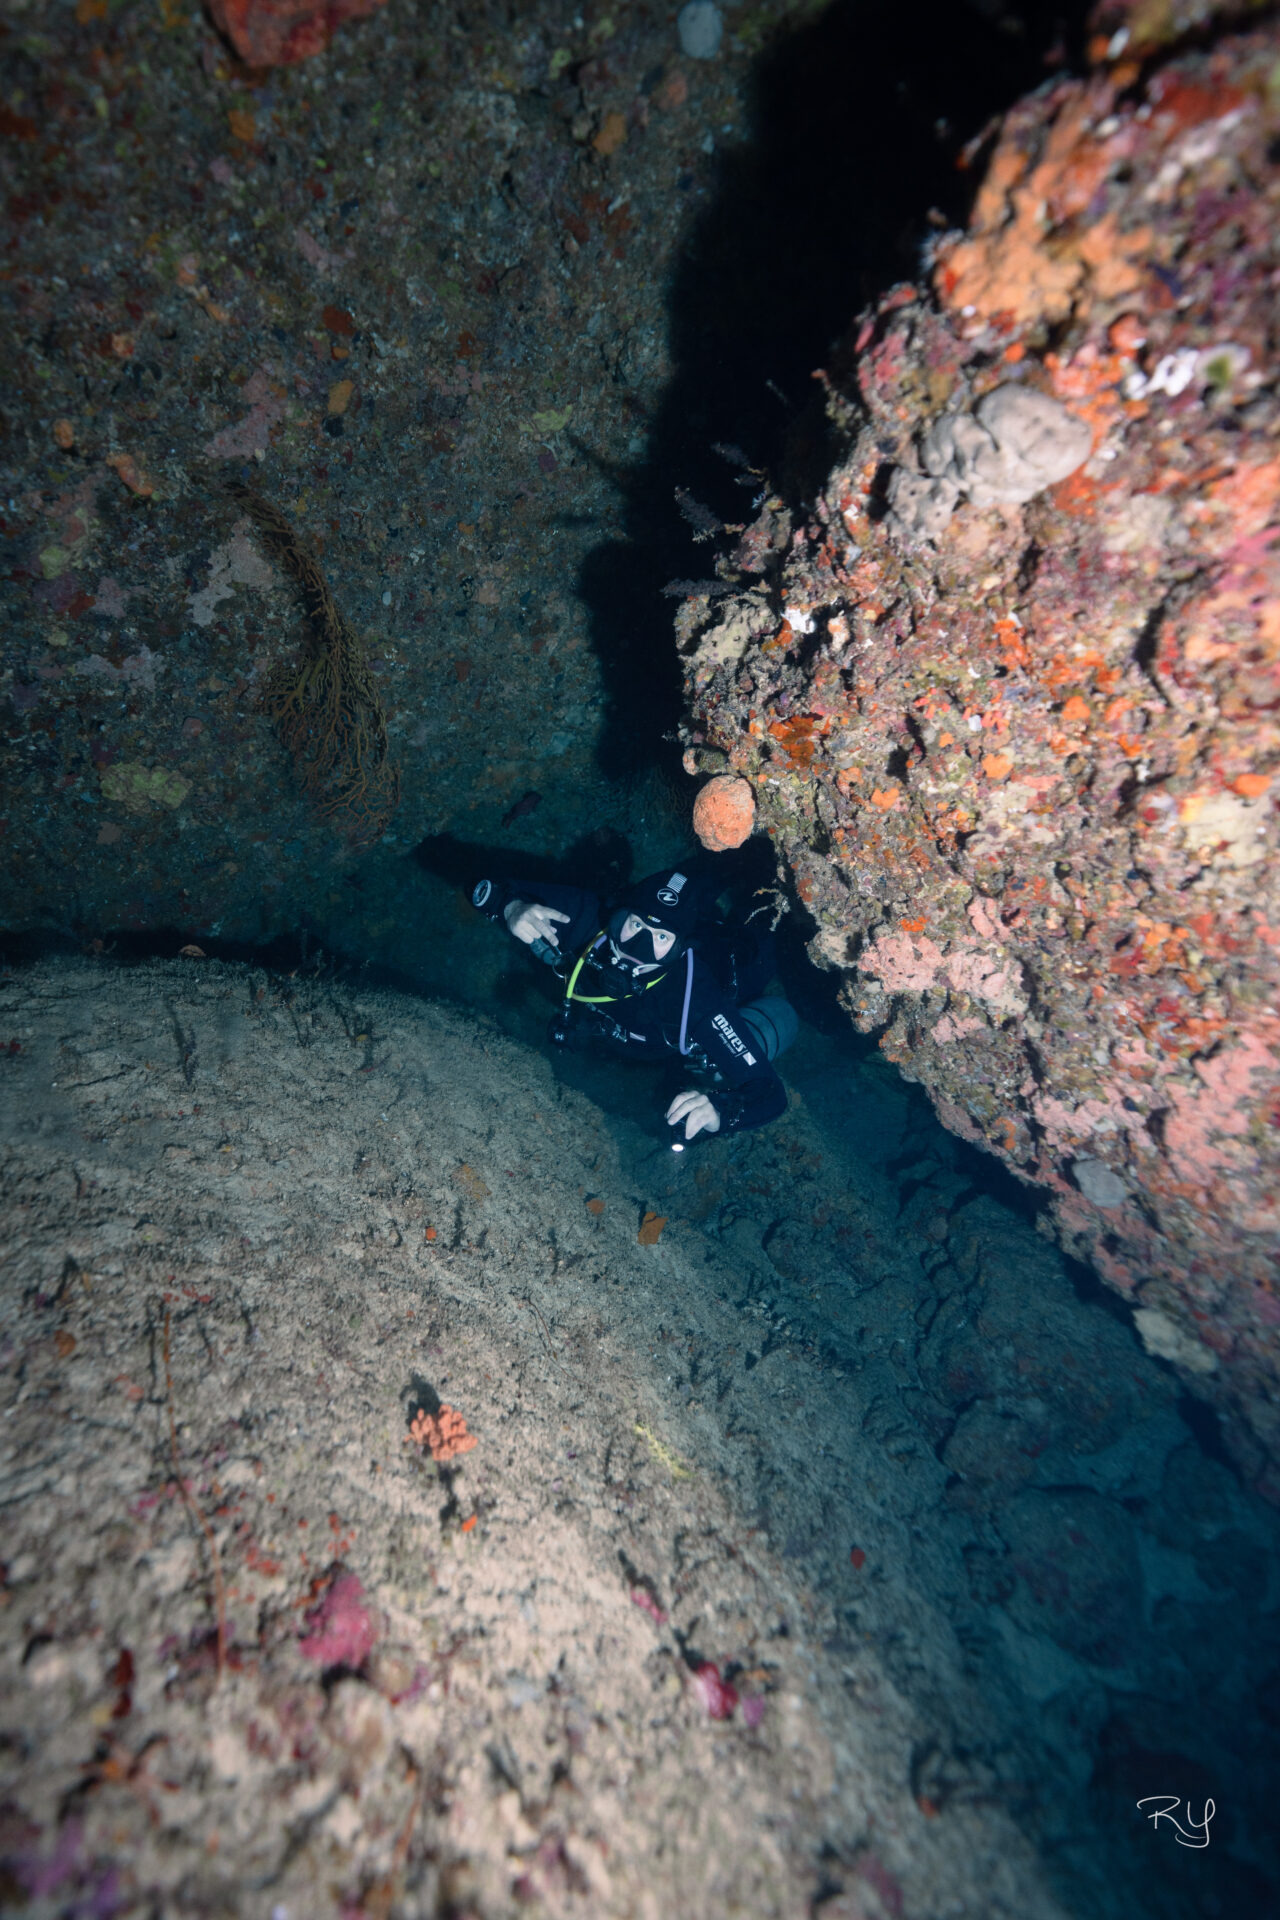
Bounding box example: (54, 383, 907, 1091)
(768, 716, 818, 766)
(1234, 774, 1272, 798)
(1059, 696, 1091, 725)
(1108, 313, 1146, 355)
(638, 1211, 667, 1245)
(105, 451, 154, 498)
(1051, 468, 1102, 514)
(870, 786, 901, 811)
(408, 1405, 477, 1463)
(593, 110, 627, 156)
(900, 917, 927, 933)
(992, 618, 1031, 671)
(982, 753, 1014, 782)
(586, 1197, 605, 1216)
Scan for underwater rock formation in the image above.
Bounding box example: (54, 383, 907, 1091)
(0, 0, 791, 968)
(678, 20, 1280, 1494)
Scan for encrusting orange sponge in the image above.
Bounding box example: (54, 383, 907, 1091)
(693, 774, 756, 851)
(407, 1405, 477, 1463)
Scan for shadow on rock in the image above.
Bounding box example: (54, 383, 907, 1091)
(577, 0, 1088, 782)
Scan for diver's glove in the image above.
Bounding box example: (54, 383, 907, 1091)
(666, 1089, 722, 1141)
(504, 899, 571, 964)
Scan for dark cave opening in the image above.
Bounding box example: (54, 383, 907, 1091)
(579, 0, 1089, 781)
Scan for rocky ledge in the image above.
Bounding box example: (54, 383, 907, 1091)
(678, 16, 1280, 1496)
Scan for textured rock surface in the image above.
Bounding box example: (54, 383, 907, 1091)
(2, 0, 796, 965)
(206, 0, 389, 69)
(6, 955, 1279, 1917)
(679, 21, 1280, 1493)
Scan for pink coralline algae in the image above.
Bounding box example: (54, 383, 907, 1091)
(677, 16, 1280, 1497)
(690, 1661, 739, 1721)
(298, 1573, 376, 1670)
(204, 368, 288, 460)
(630, 1587, 668, 1625)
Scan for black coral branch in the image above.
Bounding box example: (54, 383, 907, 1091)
(227, 480, 400, 843)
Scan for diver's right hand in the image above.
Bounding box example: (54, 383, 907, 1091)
(504, 900, 571, 950)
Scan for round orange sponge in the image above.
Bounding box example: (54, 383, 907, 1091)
(693, 774, 756, 851)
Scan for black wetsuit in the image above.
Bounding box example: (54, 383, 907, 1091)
(473, 877, 787, 1134)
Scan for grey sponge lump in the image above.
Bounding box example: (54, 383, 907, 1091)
(678, 2, 723, 60)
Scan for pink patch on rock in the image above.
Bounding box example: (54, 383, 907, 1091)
(204, 368, 288, 460)
(859, 930, 944, 993)
(1163, 1034, 1276, 1187)
(966, 893, 1003, 940)
(630, 1587, 667, 1625)
(931, 1013, 985, 1047)
(741, 1694, 766, 1729)
(294, 226, 352, 276)
(93, 575, 129, 618)
(206, 0, 387, 67)
(858, 1853, 905, 1917)
(298, 1573, 375, 1669)
(933, 1097, 984, 1145)
(690, 1661, 738, 1720)
(942, 947, 1023, 1014)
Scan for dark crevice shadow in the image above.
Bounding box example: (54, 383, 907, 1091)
(410, 827, 636, 899)
(577, 0, 1089, 781)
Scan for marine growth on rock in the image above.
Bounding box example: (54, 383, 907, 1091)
(692, 772, 757, 850)
(678, 15, 1280, 1500)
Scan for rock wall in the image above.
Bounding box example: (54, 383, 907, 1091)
(1, 0, 783, 963)
(679, 18, 1280, 1493)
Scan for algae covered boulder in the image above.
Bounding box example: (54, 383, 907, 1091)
(678, 17, 1280, 1498)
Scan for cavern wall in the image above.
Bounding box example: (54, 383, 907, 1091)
(679, 12, 1280, 1494)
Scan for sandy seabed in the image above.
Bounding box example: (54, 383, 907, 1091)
(1, 956, 1274, 1918)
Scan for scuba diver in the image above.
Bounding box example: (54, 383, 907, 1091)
(470, 865, 796, 1140)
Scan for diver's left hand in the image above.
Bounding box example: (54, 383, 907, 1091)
(666, 1090, 721, 1140)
